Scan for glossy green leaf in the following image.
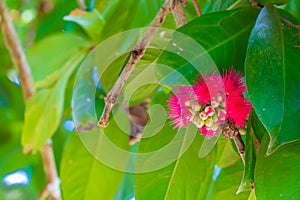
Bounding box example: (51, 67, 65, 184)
(255, 135, 300, 200)
(63, 9, 105, 41)
(135, 124, 216, 200)
(21, 53, 85, 153)
(135, 117, 248, 199)
(156, 7, 260, 84)
(60, 132, 124, 200)
(245, 5, 300, 154)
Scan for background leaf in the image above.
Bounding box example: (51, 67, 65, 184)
(255, 135, 300, 200)
(60, 133, 124, 199)
(21, 53, 85, 152)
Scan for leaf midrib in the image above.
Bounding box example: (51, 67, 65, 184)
(163, 128, 189, 200)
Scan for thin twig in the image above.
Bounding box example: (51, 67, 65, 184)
(233, 134, 245, 164)
(98, 0, 187, 127)
(76, 0, 86, 10)
(38, 188, 49, 200)
(192, 0, 202, 16)
(0, 1, 61, 199)
(222, 120, 245, 164)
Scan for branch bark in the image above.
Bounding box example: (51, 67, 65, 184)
(0, 1, 61, 199)
(0, 0, 34, 100)
(222, 120, 245, 164)
(98, 0, 187, 127)
(171, 0, 187, 27)
(233, 133, 245, 164)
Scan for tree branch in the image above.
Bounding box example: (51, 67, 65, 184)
(0, 1, 61, 199)
(0, 0, 34, 100)
(171, 0, 187, 27)
(98, 0, 187, 127)
(222, 120, 245, 164)
(233, 133, 245, 164)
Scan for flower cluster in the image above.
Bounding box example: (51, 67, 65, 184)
(167, 69, 252, 138)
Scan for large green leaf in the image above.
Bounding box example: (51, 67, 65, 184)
(60, 133, 124, 200)
(21, 53, 85, 153)
(155, 6, 260, 84)
(135, 122, 248, 199)
(61, 106, 131, 199)
(135, 125, 216, 200)
(26, 33, 91, 82)
(255, 135, 300, 200)
(245, 5, 300, 154)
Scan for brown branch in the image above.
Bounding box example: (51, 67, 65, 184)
(0, 1, 61, 199)
(233, 134, 245, 164)
(98, 0, 187, 127)
(192, 0, 202, 16)
(38, 188, 49, 200)
(171, 0, 187, 27)
(0, 0, 34, 100)
(222, 120, 245, 164)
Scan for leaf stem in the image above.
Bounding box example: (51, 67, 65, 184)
(98, 0, 187, 127)
(0, 1, 61, 199)
(192, 0, 202, 16)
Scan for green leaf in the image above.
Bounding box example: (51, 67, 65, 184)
(135, 124, 216, 200)
(283, 0, 300, 19)
(215, 138, 240, 168)
(199, 136, 219, 159)
(255, 135, 300, 200)
(135, 120, 247, 200)
(26, 33, 91, 82)
(114, 144, 138, 200)
(63, 9, 105, 41)
(21, 53, 85, 153)
(60, 132, 124, 200)
(156, 6, 260, 84)
(237, 116, 256, 193)
(203, 0, 251, 13)
(245, 5, 300, 154)
(256, 0, 289, 5)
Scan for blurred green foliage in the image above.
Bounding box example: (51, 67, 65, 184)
(0, 0, 300, 199)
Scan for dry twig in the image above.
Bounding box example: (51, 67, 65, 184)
(98, 0, 187, 127)
(0, 1, 61, 199)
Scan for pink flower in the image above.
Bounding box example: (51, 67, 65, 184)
(194, 69, 252, 127)
(167, 86, 195, 129)
(193, 72, 224, 104)
(167, 69, 252, 138)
